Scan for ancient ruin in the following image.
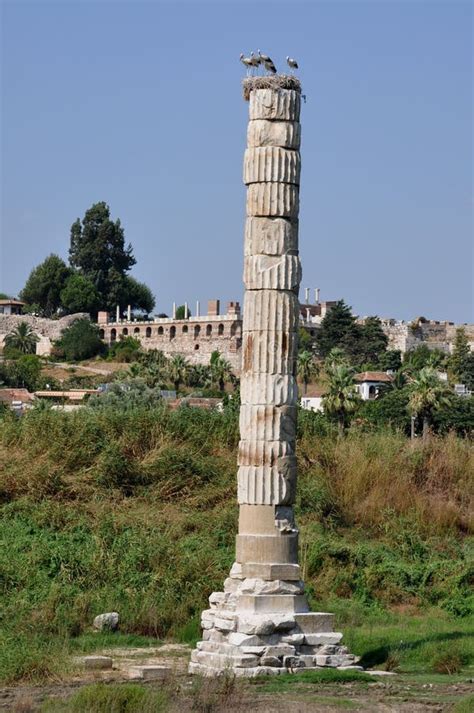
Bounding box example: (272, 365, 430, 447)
(189, 77, 356, 677)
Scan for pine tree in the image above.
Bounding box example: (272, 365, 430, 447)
(317, 300, 357, 358)
(448, 328, 471, 384)
(69, 202, 136, 311)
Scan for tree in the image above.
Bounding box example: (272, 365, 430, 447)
(108, 336, 142, 363)
(4, 322, 39, 355)
(69, 202, 142, 312)
(297, 350, 318, 394)
(123, 276, 155, 314)
(408, 366, 453, 439)
(1, 355, 42, 391)
(20, 254, 72, 316)
(322, 358, 360, 435)
(448, 328, 472, 386)
(60, 274, 101, 315)
(298, 327, 312, 351)
(403, 345, 446, 374)
(210, 354, 234, 392)
(167, 354, 189, 393)
(175, 304, 191, 320)
(88, 379, 163, 410)
(317, 300, 358, 359)
(56, 319, 104, 361)
(378, 349, 402, 372)
(358, 317, 388, 365)
(360, 387, 411, 433)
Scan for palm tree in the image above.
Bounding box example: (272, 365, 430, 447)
(4, 322, 39, 354)
(210, 354, 234, 392)
(322, 360, 360, 435)
(408, 366, 452, 439)
(167, 354, 189, 393)
(297, 350, 318, 394)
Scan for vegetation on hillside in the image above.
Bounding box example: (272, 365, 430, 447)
(0, 405, 472, 684)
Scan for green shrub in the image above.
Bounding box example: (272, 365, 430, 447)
(41, 683, 168, 713)
(56, 319, 104, 361)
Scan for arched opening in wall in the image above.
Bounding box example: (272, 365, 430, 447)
(110, 329, 117, 342)
(368, 385, 377, 400)
(310, 330, 316, 337)
(99, 329, 105, 340)
(230, 322, 241, 338)
(134, 327, 140, 334)
(218, 323, 224, 336)
(194, 343, 199, 350)
(182, 325, 188, 334)
(158, 326, 164, 336)
(206, 324, 212, 336)
(122, 328, 128, 336)
(194, 325, 201, 339)
(170, 326, 176, 340)
(145, 327, 152, 338)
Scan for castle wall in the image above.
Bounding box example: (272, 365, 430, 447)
(100, 315, 243, 373)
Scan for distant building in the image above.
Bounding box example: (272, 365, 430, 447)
(300, 386, 326, 412)
(0, 299, 25, 316)
(0, 388, 35, 412)
(354, 371, 393, 400)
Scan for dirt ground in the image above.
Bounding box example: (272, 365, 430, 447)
(1, 644, 472, 712)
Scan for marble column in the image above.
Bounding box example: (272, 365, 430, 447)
(189, 79, 356, 677)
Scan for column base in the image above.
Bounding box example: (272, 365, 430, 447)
(189, 569, 358, 677)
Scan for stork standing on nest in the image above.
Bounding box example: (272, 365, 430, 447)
(250, 52, 261, 71)
(258, 49, 277, 74)
(240, 53, 254, 76)
(286, 56, 299, 73)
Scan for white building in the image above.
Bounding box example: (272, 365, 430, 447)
(354, 371, 394, 400)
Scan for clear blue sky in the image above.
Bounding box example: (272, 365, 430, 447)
(1, 0, 472, 322)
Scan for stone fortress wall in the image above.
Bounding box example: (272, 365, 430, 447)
(98, 300, 243, 373)
(379, 319, 474, 354)
(0, 313, 89, 356)
(1, 304, 472, 370)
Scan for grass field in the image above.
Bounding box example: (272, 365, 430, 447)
(0, 405, 472, 696)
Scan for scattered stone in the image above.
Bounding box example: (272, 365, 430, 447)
(367, 670, 397, 677)
(128, 665, 171, 681)
(73, 655, 113, 670)
(93, 612, 119, 632)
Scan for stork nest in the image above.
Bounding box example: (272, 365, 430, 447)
(242, 74, 301, 101)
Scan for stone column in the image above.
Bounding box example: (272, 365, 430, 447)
(189, 78, 355, 677)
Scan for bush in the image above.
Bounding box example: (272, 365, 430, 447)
(41, 683, 168, 713)
(107, 337, 141, 363)
(0, 354, 42, 391)
(56, 319, 104, 361)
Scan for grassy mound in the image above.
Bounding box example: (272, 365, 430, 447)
(0, 406, 472, 683)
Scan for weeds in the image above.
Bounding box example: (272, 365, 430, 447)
(0, 407, 473, 684)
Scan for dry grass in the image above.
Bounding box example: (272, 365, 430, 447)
(242, 74, 301, 100)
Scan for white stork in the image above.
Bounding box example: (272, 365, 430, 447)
(286, 56, 299, 72)
(240, 53, 254, 76)
(258, 50, 277, 74)
(250, 52, 261, 73)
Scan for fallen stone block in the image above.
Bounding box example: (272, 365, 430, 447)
(128, 665, 170, 681)
(304, 633, 343, 647)
(294, 613, 334, 633)
(73, 655, 113, 671)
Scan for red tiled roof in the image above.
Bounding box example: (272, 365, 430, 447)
(355, 371, 394, 383)
(0, 388, 35, 403)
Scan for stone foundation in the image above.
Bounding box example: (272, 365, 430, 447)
(190, 568, 357, 677)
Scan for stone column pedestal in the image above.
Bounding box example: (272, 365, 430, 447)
(189, 78, 356, 677)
